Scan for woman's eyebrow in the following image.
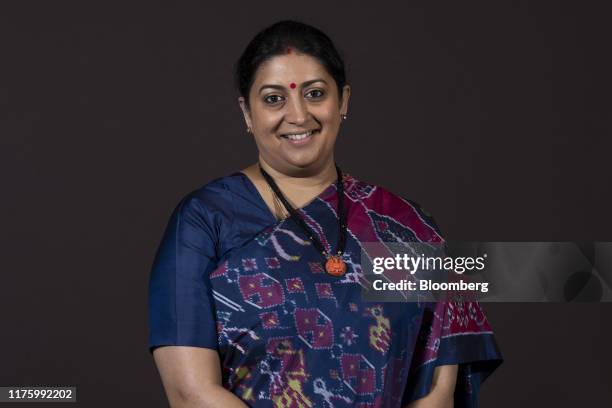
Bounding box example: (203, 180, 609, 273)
(258, 78, 327, 94)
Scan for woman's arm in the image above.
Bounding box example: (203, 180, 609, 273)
(405, 364, 458, 408)
(153, 346, 248, 408)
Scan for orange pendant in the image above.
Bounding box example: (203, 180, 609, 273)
(325, 255, 346, 277)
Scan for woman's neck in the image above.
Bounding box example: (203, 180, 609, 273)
(257, 157, 337, 190)
(241, 158, 338, 217)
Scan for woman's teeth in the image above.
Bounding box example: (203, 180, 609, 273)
(283, 130, 317, 140)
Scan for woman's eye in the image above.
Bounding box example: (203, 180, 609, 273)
(306, 89, 324, 99)
(264, 95, 283, 104)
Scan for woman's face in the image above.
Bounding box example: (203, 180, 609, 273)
(239, 52, 350, 176)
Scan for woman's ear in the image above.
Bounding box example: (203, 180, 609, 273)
(340, 84, 351, 115)
(238, 97, 253, 132)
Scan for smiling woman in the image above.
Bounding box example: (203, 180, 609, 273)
(238, 49, 349, 181)
(148, 20, 502, 408)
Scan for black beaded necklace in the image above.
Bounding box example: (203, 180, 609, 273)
(259, 164, 348, 277)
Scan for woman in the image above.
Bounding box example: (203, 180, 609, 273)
(148, 20, 502, 408)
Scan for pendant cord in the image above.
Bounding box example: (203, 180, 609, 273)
(259, 164, 347, 258)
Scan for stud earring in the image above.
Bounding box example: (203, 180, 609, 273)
(341, 114, 348, 120)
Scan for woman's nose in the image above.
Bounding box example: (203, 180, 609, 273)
(285, 95, 308, 125)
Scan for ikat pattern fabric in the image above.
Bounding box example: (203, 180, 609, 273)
(148, 173, 502, 407)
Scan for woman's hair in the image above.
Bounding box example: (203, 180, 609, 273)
(235, 20, 347, 109)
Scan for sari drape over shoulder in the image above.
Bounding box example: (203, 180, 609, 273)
(148, 172, 502, 408)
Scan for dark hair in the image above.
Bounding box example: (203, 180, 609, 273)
(235, 20, 347, 109)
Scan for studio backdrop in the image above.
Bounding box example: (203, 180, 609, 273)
(1, 1, 611, 407)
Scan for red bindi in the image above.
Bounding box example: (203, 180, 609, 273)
(286, 47, 292, 54)
(289, 82, 296, 89)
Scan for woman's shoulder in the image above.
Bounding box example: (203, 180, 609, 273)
(170, 171, 271, 240)
(172, 172, 274, 260)
(160, 174, 244, 240)
(344, 173, 444, 239)
(178, 172, 249, 214)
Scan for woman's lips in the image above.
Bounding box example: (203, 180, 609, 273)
(281, 129, 319, 146)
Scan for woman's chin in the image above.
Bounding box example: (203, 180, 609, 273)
(279, 148, 324, 168)
(281, 157, 327, 173)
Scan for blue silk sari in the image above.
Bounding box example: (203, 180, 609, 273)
(148, 172, 502, 407)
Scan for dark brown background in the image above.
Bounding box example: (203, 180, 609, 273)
(1, 1, 611, 407)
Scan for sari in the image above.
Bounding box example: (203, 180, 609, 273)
(148, 171, 502, 407)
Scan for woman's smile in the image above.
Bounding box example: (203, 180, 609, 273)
(280, 128, 320, 146)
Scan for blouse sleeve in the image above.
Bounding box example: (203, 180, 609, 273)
(147, 194, 220, 354)
(401, 301, 503, 407)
